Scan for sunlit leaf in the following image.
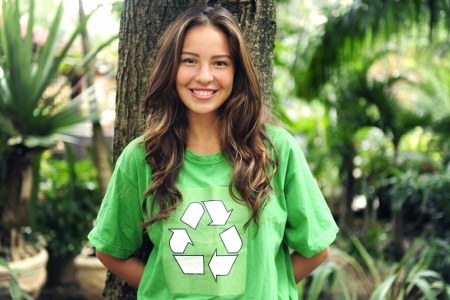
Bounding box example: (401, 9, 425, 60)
(369, 274, 397, 300)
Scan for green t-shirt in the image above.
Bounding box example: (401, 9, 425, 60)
(88, 124, 338, 299)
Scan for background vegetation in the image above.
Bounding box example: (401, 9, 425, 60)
(1, 0, 449, 299)
(274, 0, 450, 298)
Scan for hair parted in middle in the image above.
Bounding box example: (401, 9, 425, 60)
(141, 5, 278, 229)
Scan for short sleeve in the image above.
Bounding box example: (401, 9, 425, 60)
(87, 140, 146, 259)
(268, 125, 338, 258)
(283, 150, 338, 257)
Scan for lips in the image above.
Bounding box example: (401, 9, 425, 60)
(191, 89, 216, 96)
(190, 89, 217, 100)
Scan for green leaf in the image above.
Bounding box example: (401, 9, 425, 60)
(0, 259, 34, 300)
(332, 248, 375, 293)
(370, 274, 398, 300)
(308, 261, 355, 300)
(345, 228, 382, 285)
(408, 277, 436, 300)
(0, 0, 104, 148)
(406, 270, 447, 299)
(308, 262, 338, 299)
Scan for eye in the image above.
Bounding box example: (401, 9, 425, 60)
(182, 58, 196, 64)
(214, 61, 228, 67)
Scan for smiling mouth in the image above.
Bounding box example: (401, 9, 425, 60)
(191, 89, 216, 96)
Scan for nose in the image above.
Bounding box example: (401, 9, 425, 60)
(195, 64, 213, 83)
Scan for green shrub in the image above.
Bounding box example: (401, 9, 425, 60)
(36, 151, 99, 258)
(382, 170, 450, 281)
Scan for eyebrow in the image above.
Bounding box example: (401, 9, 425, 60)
(180, 51, 232, 60)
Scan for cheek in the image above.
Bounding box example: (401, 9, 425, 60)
(217, 71, 235, 88)
(175, 69, 185, 86)
(176, 68, 194, 85)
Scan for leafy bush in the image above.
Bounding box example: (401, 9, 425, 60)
(316, 233, 450, 300)
(36, 150, 99, 258)
(382, 170, 450, 241)
(422, 172, 450, 241)
(378, 170, 450, 273)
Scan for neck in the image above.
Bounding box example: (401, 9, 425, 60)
(187, 114, 221, 155)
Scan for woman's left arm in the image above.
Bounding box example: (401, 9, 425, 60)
(291, 247, 330, 283)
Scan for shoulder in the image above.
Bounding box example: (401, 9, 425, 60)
(111, 136, 149, 186)
(264, 123, 291, 139)
(264, 123, 302, 154)
(116, 136, 146, 167)
(264, 124, 309, 177)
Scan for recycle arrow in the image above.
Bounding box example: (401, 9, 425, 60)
(203, 200, 232, 226)
(208, 250, 237, 281)
(169, 229, 193, 253)
(181, 202, 204, 229)
(174, 255, 205, 274)
(220, 226, 242, 253)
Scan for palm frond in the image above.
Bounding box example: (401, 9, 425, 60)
(0, 0, 104, 148)
(298, 0, 450, 97)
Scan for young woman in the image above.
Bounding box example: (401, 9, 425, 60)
(88, 5, 338, 299)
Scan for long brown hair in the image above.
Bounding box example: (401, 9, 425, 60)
(141, 5, 277, 229)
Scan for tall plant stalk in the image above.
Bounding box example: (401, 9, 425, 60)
(77, 0, 114, 197)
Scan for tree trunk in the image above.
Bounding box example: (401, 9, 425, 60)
(113, 0, 276, 157)
(391, 142, 405, 259)
(0, 147, 32, 232)
(0, 146, 40, 261)
(106, 0, 275, 298)
(342, 154, 356, 231)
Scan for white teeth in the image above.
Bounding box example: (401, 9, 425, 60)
(192, 90, 214, 96)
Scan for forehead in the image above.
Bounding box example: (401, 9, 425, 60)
(181, 25, 231, 55)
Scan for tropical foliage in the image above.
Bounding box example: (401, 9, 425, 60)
(0, 0, 106, 262)
(2, 0, 449, 297)
(36, 146, 99, 259)
(300, 234, 450, 300)
(274, 0, 450, 297)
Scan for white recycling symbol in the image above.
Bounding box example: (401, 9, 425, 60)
(169, 200, 243, 281)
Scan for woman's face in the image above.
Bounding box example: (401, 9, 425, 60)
(176, 25, 235, 121)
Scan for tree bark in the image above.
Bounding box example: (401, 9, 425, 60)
(0, 146, 37, 261)
(113, 0, 276, 157)
(106, 0, 275, 298)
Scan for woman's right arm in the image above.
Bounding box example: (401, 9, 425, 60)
(96, 249, 145, 288)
